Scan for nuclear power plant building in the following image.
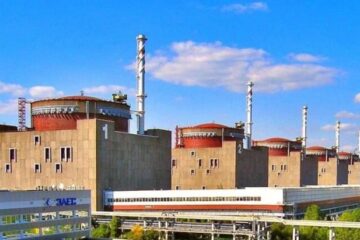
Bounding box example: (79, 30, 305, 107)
(171, 123, 269, 190)
(0, 94, 171, 211)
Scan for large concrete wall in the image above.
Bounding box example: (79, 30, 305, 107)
(348, 162, 360, 184)
(268, 152, 318, 187)
(172, 142, 237, 189)
(318, 158, 348, 185)
(171, 141, 268, 190)
(0, 119, 171, 211)
(95, 120, 171, 209)
(236, 146, 268, 188)
(300, 155, 318, 186)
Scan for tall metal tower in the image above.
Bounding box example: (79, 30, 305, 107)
(18, 97, 26, 131)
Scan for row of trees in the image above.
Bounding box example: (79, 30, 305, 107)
(271, 205, 360, 240)
(91, 216, 160, 239)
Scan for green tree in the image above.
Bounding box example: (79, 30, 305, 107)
(336, 208, 360, 240)
(270, 223, 292, 240)
(110, 216, 121, 238)
(300, 204, 327, 240)
(91, 223, 110, 238)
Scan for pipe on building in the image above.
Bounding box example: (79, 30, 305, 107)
(245, 81, 254, 149)
(136, 34, 147, 135)
(336, 121, 340, 153)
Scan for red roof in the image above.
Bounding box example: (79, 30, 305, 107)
(32, 95, 105, 103)
(307, 146, 328, 151)
(57, 96, 102, 101)
(338, 151, 352, 156)
(193, 123, 228, 129)
(262, 137, 291, 143)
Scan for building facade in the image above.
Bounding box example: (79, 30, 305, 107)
(171, 123, 268, 190)
(307, 146, 348, 185)
(0, 190, 91, 239)
(0, 95, 171, 211)
(253, 138, 318, 187)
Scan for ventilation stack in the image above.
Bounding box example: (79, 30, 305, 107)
(335, 120, 340, 153)
(245, 81, 254, 149)
(18, 97, 26, 131)
(136, 34, 147, 135)
(302, 105, 308, 150)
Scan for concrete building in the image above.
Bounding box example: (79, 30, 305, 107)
(307, 146, 348, 185)
(0, 190, 90, 239)
(339, 152, 360, 184)
(253, 138, 318, 187)
(0, 94, 171, 211)
(171, 123, 268, 190)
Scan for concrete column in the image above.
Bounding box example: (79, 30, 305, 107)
(56, 211, 60, 233)
(143, 220, 147, 228)
(72, 210, 77, 231)
(211, 233, 215, 240)
(267, 230, 271, 240)
(165, 231, 168, 240)
(257, 223, 261, 240)
(292, 227, 299, 240)
(329, 228, 335, 240)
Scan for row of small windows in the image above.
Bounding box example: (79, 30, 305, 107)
(172, 158, 220, 168)
(4, 163, 63, 173)
(271, 164, 288, 171)
(107, 196, 262, 203)
(4, 147, 72, 162)
(190, 169, 212, 175)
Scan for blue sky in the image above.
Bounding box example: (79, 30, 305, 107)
(0, 1, 360, 151)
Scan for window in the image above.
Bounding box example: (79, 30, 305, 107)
(9, 148, 16, 162)
(271, 165, 276, 171)
(206, 169, 211, 175)
(55, 163, 62, 173)
(5, 163, 11, 173)
(214, 159, 219, 168)
(34, 135, 41, 145)
(190, 151, 196, 157)
(44, 147, 51, 162)
(34, 163, 41, 173)
(284, 165, 287, 171)
(198, 159, 202, 168)
(210, 159, 214, 168)
(172, 159, 176, 168)
(190, 169, 195, 175)
(202, 186, 206, 190)
(280, 165, 284, 171)
(60, 147, 72, 162)
(175, 186, 180, 190)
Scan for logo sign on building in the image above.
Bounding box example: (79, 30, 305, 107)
(45, 197, 77, 206)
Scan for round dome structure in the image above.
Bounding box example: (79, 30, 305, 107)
(306, 146, 335, 161)
(253, 137, 302, 156)
(31, 94, 131, 131)
(175, 122, 244, 148)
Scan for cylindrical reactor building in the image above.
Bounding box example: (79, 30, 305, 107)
(175, 123, 244, 148)
(31, 95, 131, 131)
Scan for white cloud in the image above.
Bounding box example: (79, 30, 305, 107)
(145, 41, 339, 92)
(0, 99, 18, 114)
(83, 85, 136, 96)
(222, 2, 268, 13)
(29, 86, 64, 99)
(355, 93, 360, 103)
(342, 145, 357, 152)
(335, 111, 360, 119)
(321, 123, 358, 132)
(0, 81, 26, 96)
(288, 53, 325, 63)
